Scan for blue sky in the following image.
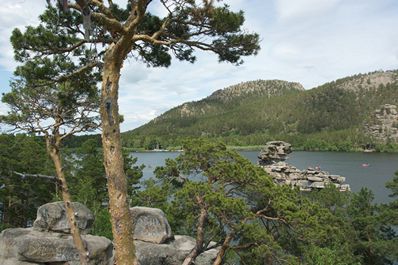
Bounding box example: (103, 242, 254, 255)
(1, 0, 398, 131)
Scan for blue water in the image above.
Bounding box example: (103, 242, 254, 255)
(131, 151, 398, 203)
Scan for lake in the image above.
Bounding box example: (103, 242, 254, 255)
(131, 151, 398, 203)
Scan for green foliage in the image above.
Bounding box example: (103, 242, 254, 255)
(91, 207, 113, 240)
(136, 139, 393, 263)
(64, 139, 144, 239)
(307, 183, 398, 265)
(304, 245, 355, 265)
(0, 134, 54, 228)
(385, 171, 398, 198)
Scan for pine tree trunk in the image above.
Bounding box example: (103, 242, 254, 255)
(182, 196, 208, 265)
(212, 234, 233, 265)
(46, 138, 89, 265)
(100, 48, 138, 265)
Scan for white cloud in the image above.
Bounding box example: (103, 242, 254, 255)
(0, 1, 44, 71)
(275, 0, 342, 21)
(0, 0, 398, 131)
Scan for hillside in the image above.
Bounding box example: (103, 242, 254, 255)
(124, 70, 398, 150)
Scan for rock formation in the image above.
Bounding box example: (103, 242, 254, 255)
(259, 141, 351, 192)
(365, 104, 398, 143)
(33, 201, 94, 234)
(258, 141, 292, 165)
(0, 202, 218, 265)
(130, 206, 173, 244)
(129, 206, 218, 265)
(0, 202, 113, 265)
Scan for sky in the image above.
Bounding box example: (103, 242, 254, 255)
(0, 0, 397, 131)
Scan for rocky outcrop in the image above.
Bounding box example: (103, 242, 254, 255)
(135, 235, 218, 265)
(259, 141, 350, 191)
(365, 104, 398, 143)
(131, 207, 218, 265)
(0, 202, 113, 265)
(33, 201, 94, 234)
(258, 141, 292, 165)
(130, 206, 173, 244)
(0, 202, 218, 265)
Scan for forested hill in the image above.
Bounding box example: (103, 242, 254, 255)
(124, 70, 398, 150)
(131, 79, 304, 135)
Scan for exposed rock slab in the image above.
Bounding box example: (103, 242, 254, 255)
(130, 206, 173, 244)
(33, 201, 94, 234)
(0, 228, 113, 265)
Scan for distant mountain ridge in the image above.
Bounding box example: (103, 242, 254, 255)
(208, 79, 304, 102)
(153, 79, 304, 122)
(125, 70, 398, 149)
(322, 70, 397, 93)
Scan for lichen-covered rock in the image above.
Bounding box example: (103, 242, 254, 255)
(135, 235, 218, 265)
(0, 228, 113, 265)
(33, 201, 94, 234)
(0, 258, 41, 265)
(130, 206, 173, 244)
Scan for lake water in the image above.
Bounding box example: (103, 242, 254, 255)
(131, 151, 398, 203)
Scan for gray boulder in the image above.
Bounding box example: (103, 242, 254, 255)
(33, 201, 94, 234)
(307, 176, 324, 182)
(0, 228, 113, 265)
(310, 182, 326, 189)
(130, 206, 173, 244)
(135, 235, 218, 265)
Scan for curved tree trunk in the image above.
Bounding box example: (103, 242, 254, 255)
(182, 196, 208, 265)
(100, 47, 138, 265)
(213, 233, 233, 265)
(46, 138, 89, 265)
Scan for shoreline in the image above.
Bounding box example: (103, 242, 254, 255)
(124, 146, 398, 153)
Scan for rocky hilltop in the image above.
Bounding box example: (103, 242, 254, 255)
(208, 79, 305, 102)
(152, 79, 304, 121)
(326, 70, 397, 93)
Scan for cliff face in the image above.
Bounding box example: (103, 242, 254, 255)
(366, 104, 398, 143)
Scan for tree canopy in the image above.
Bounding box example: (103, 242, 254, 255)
(7, 1, 261, 263)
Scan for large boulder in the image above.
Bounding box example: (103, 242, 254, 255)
(33, 201, 94, 234)
(0, 228, 113, 265)
(135, 235, 218, 265)
(130, 206, 173, 244)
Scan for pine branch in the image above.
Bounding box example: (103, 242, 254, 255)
(13, 171, 57, 180)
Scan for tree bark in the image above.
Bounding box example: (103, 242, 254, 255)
(213, 233, 233, 265)
(182, 196, 208, 265)
(46, 137, 89, 265)
(100, 46, 138, 265)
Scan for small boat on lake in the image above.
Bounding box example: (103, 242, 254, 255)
(361, 163, 370, 167)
